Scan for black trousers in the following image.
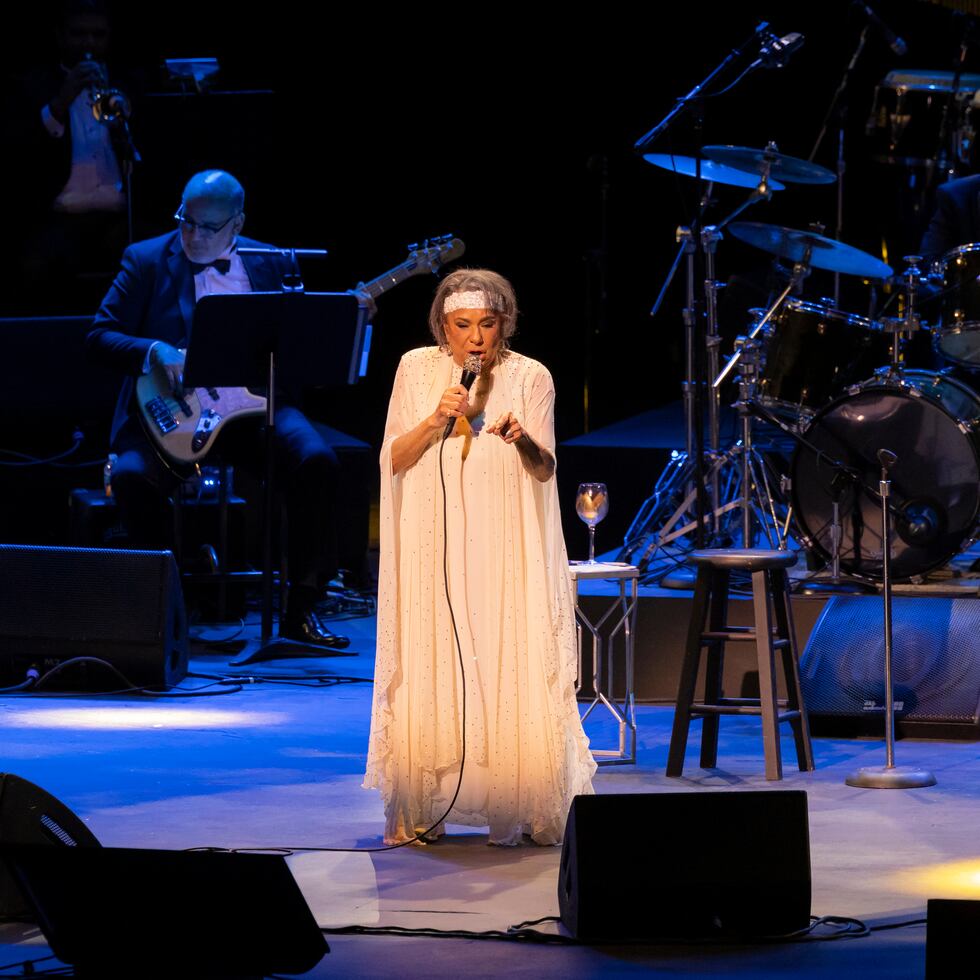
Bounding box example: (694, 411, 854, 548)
(110, 405, 339, 603)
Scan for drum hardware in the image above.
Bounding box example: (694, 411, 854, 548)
(730, 335, 790, 550)
(933, 243, 980, 369)
(791, 370, 980, 582)
(874, 255, 926, 376)
(621, 152, 787, 579)
(702, 143, 837, 186)
(627, 29, 839, 582)
(740, 394, 876, 596)
(714, 235, 816, 392)
(643, 153, 787, 192)
(755, 299, 891, 419)
(866, 70, 980, 173)
(845, 448, 937, 791)
(726, 221, 895, 280)
(713, 224, 897, 560)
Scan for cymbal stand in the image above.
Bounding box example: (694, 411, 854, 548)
(730, 336, 789, 549)
(618, 179, 778, 576)
(712, 247, 812, 548)
(619, 351, 789, 574)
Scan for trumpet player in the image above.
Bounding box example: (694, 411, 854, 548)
(10, 0, 131, 312)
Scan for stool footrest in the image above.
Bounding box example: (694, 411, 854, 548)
(691, 703, 802, 721)
(700, 632, 790, 648)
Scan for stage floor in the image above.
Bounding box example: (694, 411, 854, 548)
(0, 597, 969, 978)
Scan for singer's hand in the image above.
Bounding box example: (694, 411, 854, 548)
(430, 385, 470, 431)
(487, 411, 526, 445)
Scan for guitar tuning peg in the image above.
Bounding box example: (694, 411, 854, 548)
(407, 241, 419, 252)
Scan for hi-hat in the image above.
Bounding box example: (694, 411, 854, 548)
(729, 221, 893, 278)
(643, 153, 786, 191)
(703, 145, 837, 185)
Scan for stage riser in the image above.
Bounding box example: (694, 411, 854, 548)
(580, 591, 980, 740)
(580, 591, 828, 704)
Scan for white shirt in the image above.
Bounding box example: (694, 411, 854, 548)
(143, 243, 251, 372)
(43, 86, 125, 214)
(192, 246, 251, 301)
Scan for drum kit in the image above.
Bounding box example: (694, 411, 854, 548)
(621, 139, 980, 588)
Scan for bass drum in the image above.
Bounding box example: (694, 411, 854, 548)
(791, 371, 980, 580)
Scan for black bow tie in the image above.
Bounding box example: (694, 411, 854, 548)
(188, 258, 232, 276)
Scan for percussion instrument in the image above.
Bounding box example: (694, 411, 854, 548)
(791, 370, 980, 580)
(934, 243, 980, 368)
(756, 300, 891, 418)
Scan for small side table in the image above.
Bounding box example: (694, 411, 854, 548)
(569, 561, 639, 766)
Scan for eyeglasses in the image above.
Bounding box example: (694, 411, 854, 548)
(174, 207, 240, 236)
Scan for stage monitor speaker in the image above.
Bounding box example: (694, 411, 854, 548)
(927, 899, 980, 978)
(558, 790, 810, 941)
(0, 843, 329, 979)
(0, 773, 100, 920)
(800, 595, 980, 739)
(0, 544, 188, 690)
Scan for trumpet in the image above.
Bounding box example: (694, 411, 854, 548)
(84, 53, 131, 127)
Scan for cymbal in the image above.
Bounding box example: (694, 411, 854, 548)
(728, 221, 894, 278)
(643, 153, 785, 191)
(702, 145, 836, 185)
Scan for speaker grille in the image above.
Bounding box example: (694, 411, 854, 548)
(0, 544, 188, 688)
(0, 544, 172, 646)
(801, 595, 980, 725)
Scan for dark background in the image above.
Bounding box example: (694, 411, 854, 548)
(3, 0, 977, 546)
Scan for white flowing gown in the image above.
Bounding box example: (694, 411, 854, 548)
(363, 346, 596, 845)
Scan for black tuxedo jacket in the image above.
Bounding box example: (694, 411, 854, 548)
(86, 231, 290, 445)
(920, 174, 980, 260)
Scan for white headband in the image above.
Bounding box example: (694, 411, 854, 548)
(443, 290, 496, 314)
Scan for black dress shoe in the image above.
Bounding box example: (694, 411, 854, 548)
(279, 611, 351, 649)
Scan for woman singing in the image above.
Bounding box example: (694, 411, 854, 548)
(364, 269, 595, 845)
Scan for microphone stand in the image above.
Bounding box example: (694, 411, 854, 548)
(633, 21, 771, 153)
(808, 24, 870, 307)
(846, 450, 936, 790)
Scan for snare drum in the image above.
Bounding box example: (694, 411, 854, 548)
(792, 370, 980, 580)
(936, 244, 980, 368)
(757, 299, 891, 418)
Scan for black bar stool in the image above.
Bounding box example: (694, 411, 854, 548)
(666, 548, 814, 781)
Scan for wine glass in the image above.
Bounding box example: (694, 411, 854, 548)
(576, 482, 609, 563)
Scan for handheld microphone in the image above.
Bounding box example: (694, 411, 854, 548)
(443, 353, 482, 439)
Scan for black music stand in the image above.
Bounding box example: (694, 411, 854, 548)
(183, 290, 364, 651)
